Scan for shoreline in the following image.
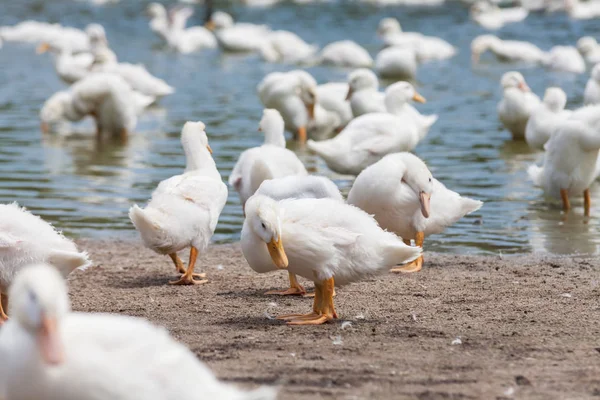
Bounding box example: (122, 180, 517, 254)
(69, 239, 600, 399)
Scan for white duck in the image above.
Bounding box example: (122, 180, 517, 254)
(0, 21, 90, 52)
(307, 82, 430, 175)
(577, 37, 600, 65)
(375, 46, 418, 81)
(241, 194, 421, 325)
(260, 30, 318, 64)
(497, 71, 541, 140)
(471, 1, 528, 30)
(91, 52, 174, 100)
(209, 11, 270, 52)
(130, 122, 227, 285)
(254, 175, 343, 297)
(165, 5, 217, 53)
(528, 105, 600, 216)
(36, 41, 93, 84)
(584, 64, 600, 105)
(348, 153, 482, 273)
(0, 203, 90, 325)
(0, 263, 277, 400)
(470, 34, 546, 63)
(566, 0, 600, 19)
(315, 82, 353, 128)
(525, 87, 571, 150)
(346, 68, 385, 117)
(229, 109, 308, 209)
(147, 2, 170, 42)
(384, 81, 438, 137)
(258, 70, 339, 141)
(376, 18, 456, 62)
(543, 46, 586, 74)
(319, 40, 373, 68)
(40, 73, 151, 138)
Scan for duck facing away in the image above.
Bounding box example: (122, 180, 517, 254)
(0, 264, 277, 400)
(129, 121, 228, 285)
(229, 109, 308, 210)
(497, 71, 540, 140)
(307, 82, 432, 175)
(525, 87, 571, 150)
(528, 105, 600, 216)
(254, 175, 343, 297)
(0, 204, 90, 325)
(348, 153, 482, 273)
(241, 195, 421, 325)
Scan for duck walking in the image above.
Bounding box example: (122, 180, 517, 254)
(129, 122, 228, 285)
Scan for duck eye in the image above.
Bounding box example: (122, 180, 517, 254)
(429, 178, 432, 182)
(261, 222, 266, 229)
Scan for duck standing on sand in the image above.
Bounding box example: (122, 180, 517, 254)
(241, 194, 421, 325)
(129, 121, 228, 285)
(254, 175, 343, 296)
(0, 203, 90, 324)
(348, 153, 482, 273)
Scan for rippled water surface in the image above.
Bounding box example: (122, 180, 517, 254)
(1, 0, 600, 255)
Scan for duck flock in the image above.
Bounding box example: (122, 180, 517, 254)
(0, 0, 599, 398)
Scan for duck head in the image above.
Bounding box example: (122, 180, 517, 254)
(384, 81, 426, 114)
(501, 71, 530, 92)
(543, 87, 567, 112)
(245, 195, 288, 269)
(10, 264, 70, 366)
(397, 152, 434, 218)
(347, 68, 379, 100)
(259, 109, 286, 147)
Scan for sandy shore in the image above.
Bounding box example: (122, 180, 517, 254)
(69, 239, 600, 399)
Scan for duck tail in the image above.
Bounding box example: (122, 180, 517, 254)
(47, 250, 92, 277)
(382, 240, 422, 267)
(461, 198, 483, 215)
(424, 114, 439, 128)
(129, 204, 161, 235)
(527, 164, 543, 186)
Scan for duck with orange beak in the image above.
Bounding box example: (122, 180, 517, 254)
(497, 71, 541, 140)
(348, 153, 483, 273)
(241, 194, 421, 325)
(0, 264, 279, 399)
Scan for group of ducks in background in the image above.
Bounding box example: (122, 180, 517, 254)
(1, 0, 600, 398)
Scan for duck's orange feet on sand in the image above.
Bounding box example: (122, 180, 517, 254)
(169, 253, 187, 274)
(0, 292, 8, 325)
(584, 188, 591, 217)
(168, 247, 207, 286)
(391, 255, 423, 273)
(265, 272, 308, 296)
(276, 277, 337, 325)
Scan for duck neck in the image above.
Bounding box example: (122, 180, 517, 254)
(182, 134, 215, 172)
(262, 119, 286, 147)
(385, 97, 407, 114)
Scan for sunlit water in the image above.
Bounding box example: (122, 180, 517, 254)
(1, 0, 599, 255)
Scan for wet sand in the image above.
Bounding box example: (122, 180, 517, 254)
(70, 239, 600, 399)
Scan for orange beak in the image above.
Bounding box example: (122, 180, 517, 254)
(419, 192, 431, 218)
(345, 87, 353, 101)
(206, 144, 213, 154)
(518, 82, 530, 92)
(204, 20, 216, 31)
(36, 42, 51, 54)
(38, 315, 64, 366)
(40, 121, 49, 134)
(306, 103, 315, 120)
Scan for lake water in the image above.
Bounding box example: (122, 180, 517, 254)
(1, 0, 599, 255)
